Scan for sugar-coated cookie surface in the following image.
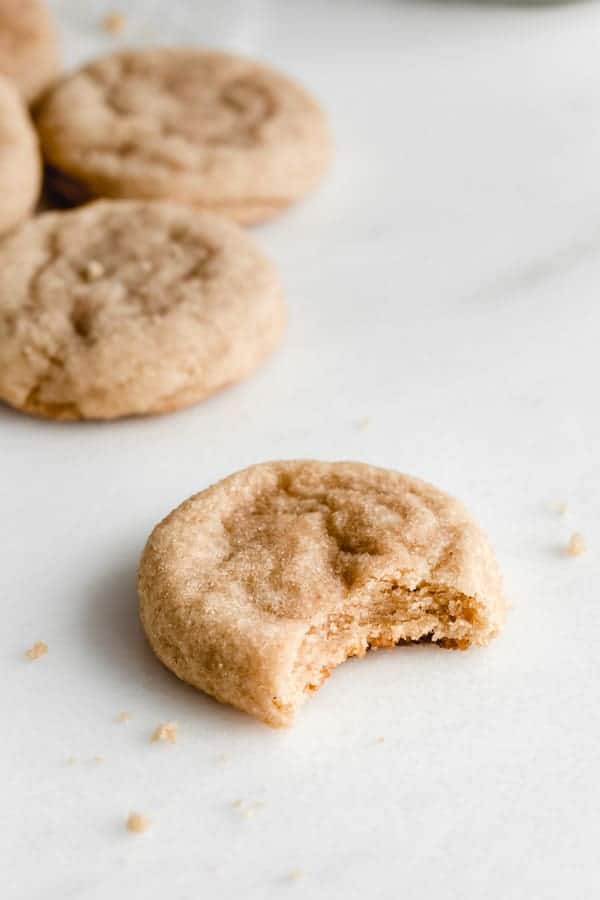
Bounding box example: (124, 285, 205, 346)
(0, 75, 41, 236)
(0, 201, 285, 419)
(36, 48, 331, 224)
(138, 461, 506, 727)
(0, 0, 59, 104)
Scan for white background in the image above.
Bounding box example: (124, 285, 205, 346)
(2, 0, 600, 897)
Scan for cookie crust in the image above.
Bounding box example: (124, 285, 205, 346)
(0, 75, 41, 236)
(138, 461, 506, 727)
(0, 0, 59, 104)
(36, 48, 331, 224)
(0, 200, 285, 419)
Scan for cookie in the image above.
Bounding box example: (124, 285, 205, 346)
(138, 461, 506, 727)
(0, 74, 41, 236)
(0, 0, 59, 104)
(36, 48, 331, 224)
(0, 200, 285, 419)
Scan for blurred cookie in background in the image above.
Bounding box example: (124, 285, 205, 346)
(36, 47, 331, 224)
(0, 0, 59, 104)
(0, 200, 286, 420)
(0, 74, 41, 236)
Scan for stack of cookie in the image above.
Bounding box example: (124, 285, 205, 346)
(0, 1, 330, 419)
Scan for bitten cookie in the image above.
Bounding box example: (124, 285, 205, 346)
(36, 48, 331, 224)
(0, 0, 59, 104)
(138, 461, 506, 727)
(0, 200, 285, 419)
(0, 74, 41, 236)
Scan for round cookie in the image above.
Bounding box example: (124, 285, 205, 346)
(0, 74, 41, 236)
(36, 48, 331, 224)
(0, 0, 59, 104)
(138, 461, 506, 727)
(0, 200, 285, 419)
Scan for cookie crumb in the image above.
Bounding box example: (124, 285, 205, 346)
(25, 640, 48, 661)
(244, 801, 265, 819)
(288, 869, 304, 882)
(216, 752, 231, 766)
(102, 11, 126, 35)
(567, 532, 587, 557)
(232, 799, 265, 818)
(375, 736, 385, 744)
(151, 722, 178, 744)
(115, 711, 131, 724)
(357, 417, 372, 431)
(126, 812, 151, 834)
(84, 259, 105, 281)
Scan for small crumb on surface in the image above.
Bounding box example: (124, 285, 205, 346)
(232, 799, 265, 818)
(567, 532, 587, 557)
(25, 641, 48, 661)
(84, 259, 105, 281)
(357, 417, 372, 431)
(376, 736, 385, 744)
(151, 722, 178, 744)
(288, 869, 304, 882)
(102, 11, 126, 34)
(126, 812, 151, 834)
(115, 711, 131, 724)
(216, 752, 231, 766)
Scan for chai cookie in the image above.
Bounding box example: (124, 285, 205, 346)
(36, 48, 331, 224)
(0, 200, 285, 419)
(0, 74, 41, 236)
(0, 0, 59, 104)
(138, 461, 506, 727)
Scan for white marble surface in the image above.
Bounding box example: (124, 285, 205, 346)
(2, 0, 600, 897)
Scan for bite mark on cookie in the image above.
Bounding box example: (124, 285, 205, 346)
(138, 461, 506, 727)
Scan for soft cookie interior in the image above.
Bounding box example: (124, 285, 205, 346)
(271, 580, 492, 726)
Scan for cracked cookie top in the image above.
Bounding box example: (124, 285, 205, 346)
(0, 0, 59, 104)
(0, 200, 285, 419)
(140, 460, 505, 626)
(138, 461, 506, 725)
(36, 48, 331, 224)
(0, 74, 41, 236)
